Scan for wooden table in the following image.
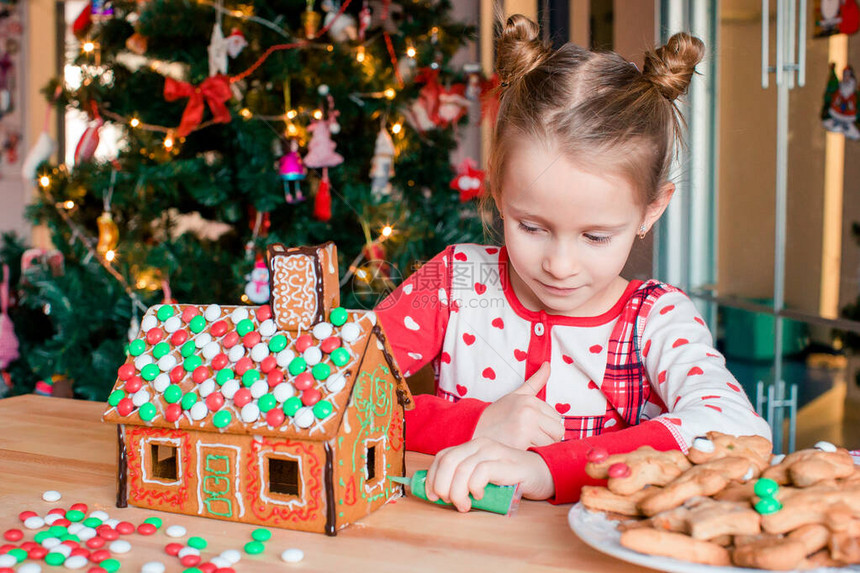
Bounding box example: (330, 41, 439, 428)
(0, 395, 653, 572)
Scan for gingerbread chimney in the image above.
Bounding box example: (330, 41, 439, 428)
(267, 242, 340, 331)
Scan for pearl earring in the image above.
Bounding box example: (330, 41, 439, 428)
(638, 224, 647, 239)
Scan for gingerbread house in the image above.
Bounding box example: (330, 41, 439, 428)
(103, 243, 412, 535)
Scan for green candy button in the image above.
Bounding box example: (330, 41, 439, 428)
(101, 558, 121, 573)
(7, 548, 26, 563)
(189, 315, 207, 334)
(216, 368, 234, 385)
(754, 477, 779, 498)
(258, 394, 276, 412)
(330, 307, 348, 326)
(755, 497, 782, 515)
(237, 318, 255, 337)
(128, 339, 146, 356)
(244, 541, 265, 554)
(141, 364, 160, 381)
(213, 410, 232, 428)
(34, 531, 51, 543)
(83, 517, 103, 527)
(139, 402, 157, 421)
(181, 393, 197, 410)
(312, 363, 331, 380)
(184, 355, 203, 372)
(164, 384, 182, 403)
(45, 552, 65, 566)
(108, 390, 125, 406)
(143, 517, 162, 529)
(188, 536, 207, 549)
(268, 335, 287, 353)
(181, 340, 197, 358)
(251, 528, 271, 541)
(283, 396, 303, 417)
(313, 400, 333, 419)
(49, 525, 67, 536)
(65, 509, 85, 522)
(153, 341, 171, 359)
(330, 347, 350, 367)
(156, 305, 175, 321)
(288, 357, 307, 376)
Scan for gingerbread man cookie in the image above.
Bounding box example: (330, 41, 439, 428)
(585, 446, 691, 496)
(762, 441, 855, 487)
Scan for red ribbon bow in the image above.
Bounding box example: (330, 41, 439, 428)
(163, 75, 232, 137)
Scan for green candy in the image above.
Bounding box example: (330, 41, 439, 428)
(141, 364, 160, 381)
(181, 392, 197, 410)
(65, 509, 85, 522)
(184, 355, 202, 372)
(313, 400, 333, 419)
(153, 341, 171, 359)
(143, 517, 162, 528)
(330, 347, 350, 367)
(108, 390, 125, 406)
(139, 402, 157, 421)
(183, 569, 202, 573)
(181, 340, 197, 358)
(236, 318, 255, 337)
(34, 531, 51, 543)
(213, 410, 232, 428)
(258, 394, 277, 412)
(755, 497, 782, 515)
(189, 315, 206, 333)
(283, 396, 303, 417)
(101, 558, 122, 572)
(45, 552, 66, 566)
(188, 536, 207, 549)
(61, 533, 81, 542)
(49, 525, 67, 536)
(329, 307, 348, 326)
(7, 548, 26, 562)
(244, 541, 265, 554)
(312, 363, 331, 380)
(83, 517, 103, 527)
(754, 477, 779, 498)
(242, 369, 261, 387)
(156, 305, 175, 321)
(251, 528, 271, 542)
(164, 384, 183, 403)
(128, 339, 146, 356)
(216, 368, 234, 385)
(288, 357, 307, 376)
(268, 334, 287, 352)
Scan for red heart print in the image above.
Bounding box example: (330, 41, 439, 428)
(643, 340, 651, 357)
(657, 370, 667, 384)
(491, 318, 504, 329)
(462, 333, 476, 345)
(672, 338, 689, 348)
(475, 282, 487, 295)
(587, 380, 599, 390)
(659, 305, 675, 315)
(673, 396, 682, 408)
(555, 403, 571, 414)
(451, 300, 460, 313)
(562, 355, 574, 364)
(726, 382, 740, 392)
(706, 352, 720, 358)
(456, 384, 467, 396)
(454, 252, 468, 261)
(514, 349, 527, 361)
(687, 366, 704, 376)
(664, 417, 682, 426)
(695, 317, 706, 326)
(440, 352, 451, 364)
(705, 404, 723, 413)
(701, 395, 721, 400)
(589, 345, 602, 354)
(486, 247, 499, 255)
(482, 367, 496, 380)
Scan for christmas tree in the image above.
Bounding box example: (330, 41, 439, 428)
(8, 0, 487, 400)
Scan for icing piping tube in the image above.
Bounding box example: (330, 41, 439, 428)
(388, 471, 521, 516)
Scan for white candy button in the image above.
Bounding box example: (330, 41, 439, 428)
(259, 319, 277, 337)
(251, 342, 269, 362)
(134, 354, 154, 370)
(241, 403, 261, 423)
(157, 354, 178, 372)
(273, 383, 295, 402)
(141, 315, 158, 332)
(18, 563, 42, 573)
(220, 550, 241, 564)
(281, 548, 305, 563)
(110, 540, 132, 554)
(294, 407, 315, 428)
(231, 308, 249, 323)
(204, 304, 222, 322)
(326, 374, 346, 393)
(194, 332, 212, 349)
(190, 402, 209, 421)
(153, 373, 170, 392)
(340, 323, 360, 343)
(24, 516, 45, 529)
(303, 346, 322, 366)
(276, 349, 296, 367)
(250, 380, 268, 399)
(42, 490, 62, 502)
(163, 316, 182, 333)
(64, 555, 88, 569)
(202, 341, 221, 360)
(221, 379, 240, 399)
(141, 561, 166, 573)
(313, 322, 333, 340)
(165, 525, 186, 538)
(228, 344, 245, 363)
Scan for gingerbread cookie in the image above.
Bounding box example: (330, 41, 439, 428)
(580, 485, 654, 517)
(619, 528, 731, 566)
(687, 432, 772, 473)
(585, 446, 691, 495)
(762, 441, 855, 487)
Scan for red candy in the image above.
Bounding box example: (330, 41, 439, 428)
(171, 329, 189, 346)
(212, 353, 229, 370)
(182, 306, 201, 323)
(90, 549, 111, 563)
(607, 462, 631, 479)
(125, 375, 143, 393)
(222, 332, 240, 349)
(235, 357, 253, 376)
(294, 372, 314, 391)
(47, 508, 66, 516)
(169, 365, 185, 384)
(54, 518, 71, 527)
(198, 563, 217, 573)
(18, 511, 37, 522)
(117, 363, 135, 381)
(164, 543, 183, 556)
(116, 398, 135, 417)
(86, 537, 105, 549)
(192, 366, 210, 384)
(321, 336, 341, 353)
(146, 328, 164, 345)
(295, 334, 313, 353)
(210, 320, 228, 337)
(70, 547, 90, 558)
(88, 568, 108, 573)
(60, 538, 79, 548)
(164, 403, 183, 422)
(180, 555, 201, 567)
(242, 331, 261, 348)
(266, 408, 285, 427)
(586, 447, 609, 463)
(96, 525, 118, 540)
(69, 503, 88, 513)
(0, 567, 14, 573)
(205, 392, 225, 412)
(116, 521, 135, 535)
(216, 568, 236, 573)
(3, 529, 22, 542)
(267, 370, 284, 387)
(21, 542, 37, 551)
(28, 546, 48, 560)
(302, 388, 321, 406)
(0, 544, 13, 553)
(256, 305, 272, 322)
(233, 388, 252, 408)
(260, 355, 278, 374)
(137, 523, 157, 536)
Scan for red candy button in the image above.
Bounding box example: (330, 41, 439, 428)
(212, 353, 229, 370)
(0, 544, 13, 553)
(90, 549, 111, 562)
(267, 370, 284, 387)
(294, 372, 314, 391)
(181, 555, 201, 567)
(192, 366, 210, 384)
(54, 518, 71, 527)
(125, 375, 143, 393)
(242, 331, 261, 348)
(116, 398, 135, 417)
(60, 538, 78, 547)
(182, 306, 201, 323)
(266, 408, 285, 427)
(210, 320, 228, 337)
(3, 529, 22, 542)
(21, 542, 37, 551)
(165, 543, 183, 556)
(18, 511, 37, 522)
(137, 523, 157, 536)
(198, 563, 216, 573)
(171, 329, 189, 346)
(586, 447, 609, 463)
(295, 334, 313, 353)
(116, 521, 135, 535)
(205, 392, 225, 412)
(302, 388, 321, 406)
(170, 365, 186, 384)
(321, 336, 341, 353)
(235, 357, 253, 376)
(69, 503, 88, 513)
(118, 363, 135, 381)
(260, 355, 277, 374)
(256, 305, 272, 322)
(233, 388, 252, 408)
(86, 537, 105, 549)
(70, 547, 90, 558)
(47, 508, 66, 516)
(222, 332, 240, 349)
(146, 328, 164, 345)
(165, 403, 183, 423)
(608, 462, 631, 479)
(96, 525, 118, 540)
(28, 546, 47, 560)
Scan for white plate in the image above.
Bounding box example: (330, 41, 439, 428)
(568, 502, 860, 573)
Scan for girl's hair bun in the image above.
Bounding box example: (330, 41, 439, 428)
(495, 14, 552, 86)
(642, 32, 705, 101)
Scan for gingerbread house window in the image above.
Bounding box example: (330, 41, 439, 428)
(365, 443, 383, 486)
(268, 457, 301, 497)
(151, 444, 178, 481)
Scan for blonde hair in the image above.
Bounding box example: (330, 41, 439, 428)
(485, 14, 705, 218)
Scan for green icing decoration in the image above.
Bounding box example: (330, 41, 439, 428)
(100, 558, 121, 572)
(258, 394, 276, 412)
(156, 305, 175, 321)
(283, 396, 302, 416)
(312, 363, 331, 380)
(241, 369, 260, 387)
(330, 347, 350, 367)
(164, 385, 182, 403)
(216, 368, 234, 385)
(213, 410, 232, 428)
(189, 315, 206, 334)
(181, 340, 196, 358)
(108, 390, 125, 406)
(251, 528, 271, 542)
(236, 318, 255, 336)
(184, 355, 203, 372)
(313, 400, 333, 419)
(143, 517, 162, 528)
(244, 541, 265, 554)
(188, 536, 207, 549)
(128, 339, 146, 356)
(141, 364, 160, 381)
(65, 510, 85, 522)
(153, 341, 171, 359)
(753, 477, 779, 498)
(330, 307, 348, 326)
(181, 393, 198, 410)
(288, 357, 307, 376)
(268, 334, 287, 352)
(45, 552, 65, 566)
(139, 402, 157, 421)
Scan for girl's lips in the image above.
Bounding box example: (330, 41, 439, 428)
(539, 282, 579, 295)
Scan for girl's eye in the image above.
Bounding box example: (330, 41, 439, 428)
(584, 234, 612, 244)
(518, 222, 541, 234)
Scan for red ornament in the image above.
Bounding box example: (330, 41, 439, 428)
(163, 75, 232, 138)
(313, 173, 332, 221)
(449, 158, 485, 202)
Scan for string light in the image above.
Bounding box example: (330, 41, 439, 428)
(384, 88, 396, 100)
(163, 133, 175, 150)
(129, 117, 140, 128)
(356, 45, 366, 63)
(39, 176, 51, 188)
(105, 250, 117, 262)
(286, 123, 298, 137)
(240, 108, 253, 119)
(381, 225, 393, 238)
(312, 109, 323, 120)
(391, 122, 402, 135)
(62, 200, 76, 210)
(406, 40, 416, 58)
(286, 109, 298, 119)
(82, 41, 96, 54)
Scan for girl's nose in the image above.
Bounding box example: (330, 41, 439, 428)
(542, 242, 579, 279)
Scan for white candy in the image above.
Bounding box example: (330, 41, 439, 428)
(241, 402, 261, 423)
(42, 538, 61, 549)
(77, 527, 97, 541)
(228, 344, 245, 363)
(303, 346, 322, 366)
(814, 441, 838, 452)
(67, 522, 84, 535)
(89, 510, 109, 521)
(153, 373, 171, 392)
(0, 555, 16, 568)
(221, 379, 240, 399)
(273, 382, 295, 403)
(51, 543, 71, 556)
(251, 343, 269, 363)
(132, 389, 150, 407)
(259, 319, 277, 337)
(165, 525, 187, 538)
(110, 540, 132, 554)
(177, 547, 200, 558)
(294, 407, 315, 428)
(202, 341, 221, 360)
(281, 548, 305, 563)
(199, 379, 216, 398)
(341, 322, 361, 343)
(276, 349, 296, 367)
(141, 561, 166, 573)
(24, 516, 45, 529)
(42, 490, 62, 502)
(313, 322, 333, 340)
(325, 374, 347, 393)
(194, 332, 213, 349)
(231, 307, 249, 323)
(157, 354, 178, 372)
(204, 304, 222, 322)
(44, 513, 63, 525)
(190, 402, 209, 421)
(141, 315, 158, 332)
(64, 555, 88, 569)
(209, 557, 230, 568)
(17, 563, 42, 573)
(691, 436, 715, 453)
(163, 316, 182, 333)
(220, 550, 241, 564)
(250, 379, 268, 399)
(134, 354, 154, 370)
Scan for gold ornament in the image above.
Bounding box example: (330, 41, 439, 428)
(96, 211, 119, 256)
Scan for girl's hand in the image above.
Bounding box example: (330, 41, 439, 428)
(424, 437, 555, 512)
(471, 362, 565, 449)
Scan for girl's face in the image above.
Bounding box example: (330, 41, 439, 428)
(497, 142, 669, 317)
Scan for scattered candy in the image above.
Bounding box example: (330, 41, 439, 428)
(243, 541, 264, 555)
(64, 555, 88, 569)
(250, 528, 271, 542)
(165, 525, 186, 538)
(17, 563, 42, 573)
(219, 550, 241, 564)
(24, 517, 45, 530)
(109, 540, 132, 554)
(137, 523, 157, 536)
(41, 491, 62, 502)
(115, 522, 135, 535)
(0, 555, 15, 568)
(141, 561, 166, 573)
(164, 543, 183, 556)
(177, 547, 200, 559)
(280, 548, 304, 563)
(179, 554, 201, 567)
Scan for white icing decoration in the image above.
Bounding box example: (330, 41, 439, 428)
(241, 402, 261, 423)
(77, 527, 96, 541)
(691, 437, 715, 453)
(132, 389, 150, 407)
(271, 254, 318, 330)
(228, 344, 245, 363)
(221, 380, 240, 399)
(220, 550, 241, 565)
(153, 373, 170, 393)
(194, 332, 212, 349)
(165, 525, 186, 538)
(194, 442, 245, 518)
(141, 314, 158, 332)
(403, 316, 420, 331)
(403, 283, 413, 295)
(190, 401, 209, 421)
(141, 561, 166, 573)
(276, 349, 296, 367)
(42, 490, 61, 502)
(294, 407, 314, 428)
(64, 555, 88, 569)
(303, 346, 322, 365)
(273, 382, 295, 402)
(24, 516, 45, 529)
(134, 354, 154, 370)
(231, 307, 249, 323)
(157, 354, 178, 372)
(177, 547, 199, 558)
(326, 374, 346, 393)
(199, 379, 216, 397)
(250, 379, 268, 399)
(814, 441, 837, 452)
(367, 311, 377, 326)
(202, 341, 221, 360)
(251, 342, 269, 362)
(110, 540, 131, 554)
(259, 319, 277, 337)
(341, 323, 361, 343)
(281, 549, 304, 563)
(313, 322, 333, 340)
(163, 316, 182, 333)
(204, 304, 222, 322)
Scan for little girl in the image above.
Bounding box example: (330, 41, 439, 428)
(376, 15, 772, 511)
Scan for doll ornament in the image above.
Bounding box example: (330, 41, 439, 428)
(244, 257, 270, 304)
(280, 140, 306, 204)
(822, 65, 860, 140)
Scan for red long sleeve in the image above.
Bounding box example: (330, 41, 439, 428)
(405, 395, 490, 454)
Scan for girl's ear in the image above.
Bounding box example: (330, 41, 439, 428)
(643, 182, 675, 231)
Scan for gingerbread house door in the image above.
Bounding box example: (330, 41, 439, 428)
(196, 443, 244, 521)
